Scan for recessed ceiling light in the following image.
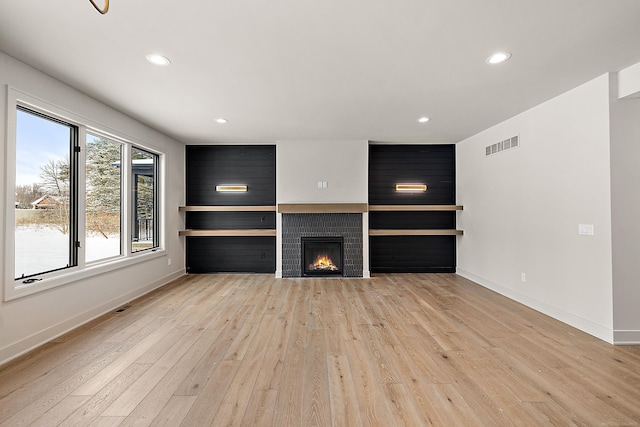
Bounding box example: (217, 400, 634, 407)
(145, 54, 171, 66)
(417, 116, 430, 123)
(486, 52, 511, 65)
(215, 118, 228, 124)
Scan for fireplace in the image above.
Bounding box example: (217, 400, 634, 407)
(301, 237, 343, 277)
(281, 213, 362, 278)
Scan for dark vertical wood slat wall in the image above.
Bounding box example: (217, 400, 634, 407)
(185, 145, 276, 273)
(186, 145, 276, 206)
(186, 236, 275, 274)
(369, 144, 457, 273)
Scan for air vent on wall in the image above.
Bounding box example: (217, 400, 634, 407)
(486, 135, 519, 157)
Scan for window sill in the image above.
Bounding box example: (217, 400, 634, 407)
(5, 249, 166, 301)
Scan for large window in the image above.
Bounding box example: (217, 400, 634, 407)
(85, 133, 122, 262)
(15, 108, 79, 279)
(6, 92, 164, 299)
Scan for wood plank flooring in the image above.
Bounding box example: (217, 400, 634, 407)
(1, 274, 640, 426)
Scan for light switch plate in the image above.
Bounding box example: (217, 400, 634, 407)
(578, 224, 594, 235)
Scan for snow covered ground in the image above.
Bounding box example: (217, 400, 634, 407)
(15, 226, 120, 277)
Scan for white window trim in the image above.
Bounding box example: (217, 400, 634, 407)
(4, 86, 165, 301)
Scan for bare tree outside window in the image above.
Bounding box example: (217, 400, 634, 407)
(39, 157, 71, 234)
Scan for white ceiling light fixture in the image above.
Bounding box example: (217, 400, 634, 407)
(215, 118, 228, 124)
(417, 116, 430, 123)
(486, 52, 511, 65)
(145, 54, 171, 66)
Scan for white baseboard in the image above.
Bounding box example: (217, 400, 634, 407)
(613, 330, 640, 345)
(0, 269, 185, 367)
(456, 269, 614, 344)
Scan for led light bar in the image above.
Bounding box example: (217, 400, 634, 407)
(395, 184, 427, 192)
(216, 185, 248, 192)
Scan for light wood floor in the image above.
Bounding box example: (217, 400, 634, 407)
(1, 274, 640, 426)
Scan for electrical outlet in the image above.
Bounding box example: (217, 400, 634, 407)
(521, 272, 526, 282)
(168, 258, 172, 266)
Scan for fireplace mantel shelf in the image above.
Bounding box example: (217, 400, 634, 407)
(178, 204, 463, 237)
(179, 204, 461, 213)
(278, 203, 368, 214)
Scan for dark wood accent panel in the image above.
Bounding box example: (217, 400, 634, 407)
(369, 229, 462, 236)
(369, 211, 455, 229)
(369, 205, 462, 211)
(369, 144, 455, 205)
(368, 144, 458, 273)
(179, 206, 276, 212)
(186, 236, 276, 273)
(186, 211, 276, 230)
(369, 235, 456, 273)
(179, 230, 276, 237)
(186, 145, 276, 206)
(184, 145, 276, 273)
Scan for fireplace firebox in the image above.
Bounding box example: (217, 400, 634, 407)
(301, 237, 343, 277)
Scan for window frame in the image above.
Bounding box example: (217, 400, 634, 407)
(4, 87, 165, 301)
(14, 106, 81, 279)
(130, 147, 160, 254)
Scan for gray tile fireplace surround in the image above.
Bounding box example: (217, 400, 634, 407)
(282, 213, 363, 278)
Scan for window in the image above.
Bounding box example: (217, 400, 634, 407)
(85, 133, 122, 262)
(15, 107, 79, 279)
(5, 89, 164, 299)
(131, 147, 158, 252)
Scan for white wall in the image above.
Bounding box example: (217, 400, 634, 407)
(456, 74, 614, 343)
(276, 140, 368, 203)
(0, 51, 186, 364)
(610, 69, 640, 343)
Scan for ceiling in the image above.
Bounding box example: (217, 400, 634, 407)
(1, 1, 640, 145)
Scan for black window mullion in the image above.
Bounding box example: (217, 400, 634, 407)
(69, 128, 80, 268)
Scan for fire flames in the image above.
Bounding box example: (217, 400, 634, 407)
(309, 254, 338, 271)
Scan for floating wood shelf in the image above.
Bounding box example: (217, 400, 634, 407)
(179, 229, 276, 237)
(369, 229, 463, 236)
(278, 203, 369, 214)
(179, 206, 276, 212)
(368, 205, 463, 211)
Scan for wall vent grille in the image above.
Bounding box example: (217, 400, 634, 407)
(486, 135, 519, 157)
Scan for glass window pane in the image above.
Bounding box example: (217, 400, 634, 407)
(15, 108, 75, 279)
(86, 134, 122, 262)
(131, 147, 158, 252)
